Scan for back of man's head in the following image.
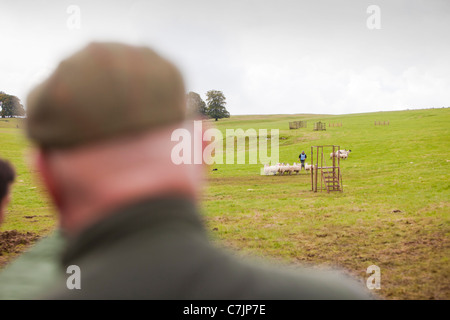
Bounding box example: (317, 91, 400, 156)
(26, 42, 187, 149)
(25, 42, 204, 235)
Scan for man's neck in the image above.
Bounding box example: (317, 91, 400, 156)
(58, 165, 200, 236)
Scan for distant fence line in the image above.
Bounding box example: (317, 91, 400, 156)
(374, 121, 389, 126)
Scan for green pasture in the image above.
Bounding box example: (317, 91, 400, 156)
(201, 108, 450, 299)
(0, 108, 449, 299)
(0, 118, 55, 234)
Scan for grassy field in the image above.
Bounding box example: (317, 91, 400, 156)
(0, 108, 449, 299)
(0, 118, 56, 266)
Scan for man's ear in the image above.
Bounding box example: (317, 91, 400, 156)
(35, 150, 64, 210)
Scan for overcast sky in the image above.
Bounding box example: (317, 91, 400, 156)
(1, 0, 449, 115)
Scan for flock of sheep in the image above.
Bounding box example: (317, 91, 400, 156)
(262, 149, 352, 176)
(263, 162, 312, 175)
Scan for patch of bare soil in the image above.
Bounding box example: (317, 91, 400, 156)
(0, 230, 40, 268)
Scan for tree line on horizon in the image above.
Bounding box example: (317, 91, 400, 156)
(0, 89, 230, 120)
(187, 90, 230, 121)
(0, 92, 26, 118)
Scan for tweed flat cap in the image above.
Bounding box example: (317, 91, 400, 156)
(26, 42, 186, 149)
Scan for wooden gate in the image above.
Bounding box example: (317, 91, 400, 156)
(313, 122, 326, 131)
(310, 145, 343, 192)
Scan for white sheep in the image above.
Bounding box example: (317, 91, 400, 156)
(339, 149, 351, 159)
(286, 164, 296, 175)
(278, 163, 291, 175)
(280, 163, 297, 175)
(330, 149, 351, 160)
(263, 164, 279, 175)
(291, 163, 301, 174)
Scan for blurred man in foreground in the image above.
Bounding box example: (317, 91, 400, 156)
(26, 42, 372, 299)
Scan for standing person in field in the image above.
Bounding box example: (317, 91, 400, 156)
(25, 42, 372, 299)
(0, 159, 15, 225)
(299, 150, 307, 170)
